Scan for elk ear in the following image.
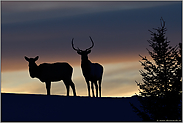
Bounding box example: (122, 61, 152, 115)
(24, 56, 29, 61)
(34, 56, 39, 61)
(77, 51, 82, 55)
(87, 50, 91, 54)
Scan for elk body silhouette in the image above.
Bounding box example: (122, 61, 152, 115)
(72, 37, 103, 97)
(24, 56, 76, 96)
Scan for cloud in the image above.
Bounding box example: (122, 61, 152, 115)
(2, 1, 177, 24)
(2, 1, 181, 72)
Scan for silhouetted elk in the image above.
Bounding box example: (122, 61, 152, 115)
(72, 36, 103, 97)
(24, 56, 76, 96)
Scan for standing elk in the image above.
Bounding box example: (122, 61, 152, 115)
(72, 36, 103, 97)
(24, 56, 76, 96)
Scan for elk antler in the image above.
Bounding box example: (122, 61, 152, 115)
(86, 36, 94, 51)
(72, 38, 81, 51)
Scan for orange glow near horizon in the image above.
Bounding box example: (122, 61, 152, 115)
(1, 62, 141, 97)
(1, 53, 143, 72)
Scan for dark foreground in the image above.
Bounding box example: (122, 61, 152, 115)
(1, 93, 142, 122)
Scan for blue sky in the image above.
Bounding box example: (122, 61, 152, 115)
(1, 1, 182, 97)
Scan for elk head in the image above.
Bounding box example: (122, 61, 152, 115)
(25, 56, 39, 67)
(72, 36, 94, 60)
(25, 56, 39, 78)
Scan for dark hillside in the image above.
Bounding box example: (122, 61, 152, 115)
(1, 93, 142, 121)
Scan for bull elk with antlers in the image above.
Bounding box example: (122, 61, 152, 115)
(72, 36, 103, 97)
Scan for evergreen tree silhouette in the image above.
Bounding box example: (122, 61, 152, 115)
(130, 18, 182, 121)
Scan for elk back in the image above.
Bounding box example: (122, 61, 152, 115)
(37, 63, 73, 82)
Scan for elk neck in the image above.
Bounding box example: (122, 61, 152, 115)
(81, 54, 91, 75)
(81, 54, 91, 65)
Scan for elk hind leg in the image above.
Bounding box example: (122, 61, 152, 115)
(94, 81, 98, 97)
(63, 80, 70, 96)
(91, 81, 95, 97)
(99, 79, 102, 97)
(69, 79, 76, 96)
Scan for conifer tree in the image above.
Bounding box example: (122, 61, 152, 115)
(131, 18, 182, 121)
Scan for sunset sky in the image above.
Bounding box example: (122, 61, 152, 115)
(1, 1, 182, 97)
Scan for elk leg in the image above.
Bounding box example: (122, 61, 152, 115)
(66, 85, 70, 96)
(63, 81, 70, 96)
(94, 81, 98, 97)
(91, 81, 95, 97)
(45, 82, 51, 95)
(70, 80, 76, 96)
(86, 80, 91, 97)
(99, 79, 102, 97)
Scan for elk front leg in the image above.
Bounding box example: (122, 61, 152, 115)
(45, 82, 51, 95)
(86, 80, 91, 97)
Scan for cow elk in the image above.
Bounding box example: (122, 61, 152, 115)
(72, 36, 103, 97)
(24, 56, 76, 96)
